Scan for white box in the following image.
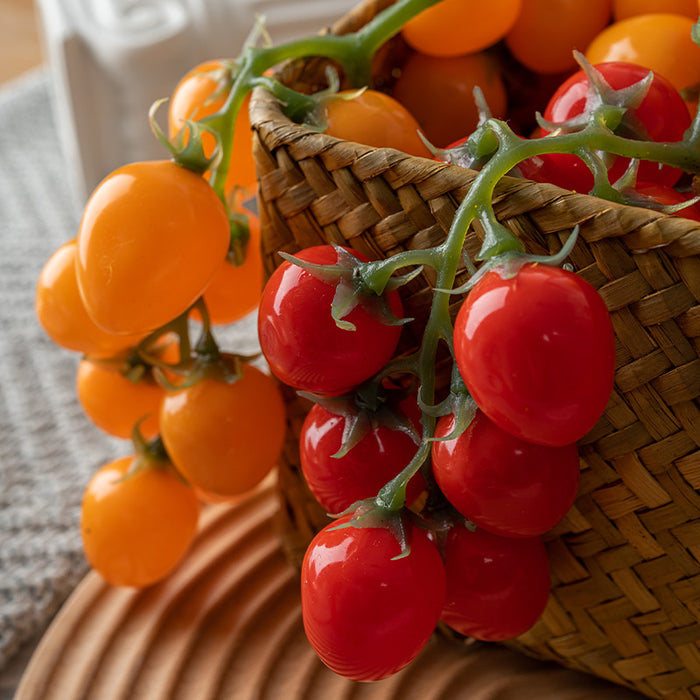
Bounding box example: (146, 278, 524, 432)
(36, 0, 358, 203)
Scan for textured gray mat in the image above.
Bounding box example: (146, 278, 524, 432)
(0, 69, 258, 672)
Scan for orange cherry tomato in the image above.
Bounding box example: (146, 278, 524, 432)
(613, 0, 698, 20)
(35, 239, 144, 356)
(322, 89, 431, 158)
(585, 14, 700, 94)
(401, 0, 523, 57)
(168, 59, 257, 197)
(76, 160, 230, 336)
(505, 0, 613, 75)
(391, 51, 507, 148)
(159, 361, 286, 499)
(81, 454, 199, 588)
(76, 356, 165, 439)
(200, 201, 263, 325)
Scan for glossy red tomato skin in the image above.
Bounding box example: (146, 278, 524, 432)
(522, 63, 691, 193)
(432, 410, 580, 538)
(517, 145, 594, 194)
(301, 516, 446, 681)
(453, 263, 616, 447)
(300, 401, 425, 514)
(441, 525, 551, 641)
(632, 182, 700, 221)
(257, 245, 404, 396)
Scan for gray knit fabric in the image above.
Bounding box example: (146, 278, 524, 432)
(0, 69, 259, 672)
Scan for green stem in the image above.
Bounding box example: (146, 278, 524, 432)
(243, 0, 440, 86)
(359, 247, 445, 294)
(375, 98, 700, 511)
(377, 440, 431, 510)
(207, 0, 440, 200)
(490, 119, 700, 177)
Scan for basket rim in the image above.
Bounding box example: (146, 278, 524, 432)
(250, 83, 700, 263)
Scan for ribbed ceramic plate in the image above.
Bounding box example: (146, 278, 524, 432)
(15, 478, 644, 700)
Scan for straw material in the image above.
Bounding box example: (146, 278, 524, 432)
(249, 1, 700, 696)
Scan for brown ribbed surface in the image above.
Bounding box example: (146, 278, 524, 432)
(14, 480, 644, 700)
(250, 1, 700, 697)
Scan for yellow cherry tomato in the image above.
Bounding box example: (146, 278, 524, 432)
(81, 455, 199, 588)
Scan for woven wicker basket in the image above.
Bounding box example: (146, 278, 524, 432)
(249, 1, 700, 697)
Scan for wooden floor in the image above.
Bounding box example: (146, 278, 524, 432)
(1, 0, 43, 84)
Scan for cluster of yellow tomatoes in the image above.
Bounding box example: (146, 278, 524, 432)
(386, 0, 700, 150)
(34, 60, 287, 588)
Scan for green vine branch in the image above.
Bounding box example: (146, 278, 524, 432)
(200, 0, 442, 201)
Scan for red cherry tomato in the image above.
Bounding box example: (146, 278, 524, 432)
(632, 182, 700, 221)
(520, 62, 691, 193)
(299, 397, 425, 514)
(441, 524, 551, 641)
(432, 410, 580, 538)
(257, 245, 404, 396)
(301, 515, 446, 681)
(453, 262, 616, 447)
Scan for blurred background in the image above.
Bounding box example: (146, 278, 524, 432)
(2, 1, 42, 83)
(4, 0, 358, 203)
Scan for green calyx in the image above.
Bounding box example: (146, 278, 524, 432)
(278, 244, 418, 331)
(148, 99, 222, 175)
(131, 299, 258, 391)
(329, 498, 436, 560)
(612, 159, 700, 214)
(535, 51, 653, 139)
(299, 378, 420, 459)
(423, 86, 500, 170)
(119, 426, 175, 483)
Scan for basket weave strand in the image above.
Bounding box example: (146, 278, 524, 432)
(249, 1, 700, 697)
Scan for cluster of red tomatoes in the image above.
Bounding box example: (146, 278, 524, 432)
(255, 240, 616, 680)
(34, 61, 288, 588)
(250, 0, 700, 683)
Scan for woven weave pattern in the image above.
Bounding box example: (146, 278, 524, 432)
(249, 1, 700, 697)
